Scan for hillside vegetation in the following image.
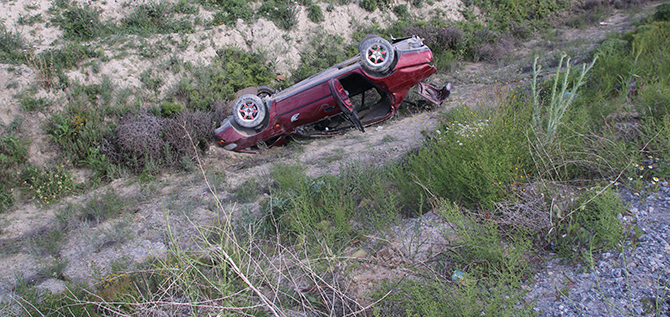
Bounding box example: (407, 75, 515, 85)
(1, 0, 669, 316)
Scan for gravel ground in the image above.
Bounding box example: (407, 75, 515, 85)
(527, 183, 670, 317)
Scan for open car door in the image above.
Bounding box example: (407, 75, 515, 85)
(329, 78, 365, 133)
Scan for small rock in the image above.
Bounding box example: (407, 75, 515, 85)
(352, 249, 367, 258)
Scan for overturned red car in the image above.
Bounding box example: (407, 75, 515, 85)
(215, 34, 451, 153)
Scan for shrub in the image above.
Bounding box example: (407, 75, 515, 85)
(162, 110, 213, 164)
(257, 0, 299, 30)
(115, 113, 166, 172)
(206, 0, 253, 26)
(160, 101, 184, 117)
(45, 92, 109, 165)
(54, 2, 105, 40)
(655, 2, 670, 21)
(552, 187, 626, 260)
(21, 165, 75, 204)
(393, 4, 409, 19)
(307, 4, 324, 23)
(0, 24, 27, 63)
(169, 48, 274, 111)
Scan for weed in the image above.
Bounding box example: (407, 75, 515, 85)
(140, 69, 165, 93)
(17, 13, 45, 26)
(79, 190, 128, 226)
(0, 185, 14, 213)
(169, 48, 274, 111)
(655, 2, 670, 21)
(257, 0, 300, 31)
(52, 1, 106, 40)
(121, 1, 194, 35)
(552, 186, 626, 260)
(206, 0, 253, 26)
(20, 165, 75, 204)
(531, 54, 597, 143)
(19, 94, 50, 112)
(45, 92, 111, 166)
(0, 24, 28, 64)
(234, 177, 262, 203)
(373, 200, 533, 316)
(27, 226, 65, 257)
(307, 3, 325, 23)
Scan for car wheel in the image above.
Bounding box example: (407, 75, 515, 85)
(233, 94, 267, 129)
(359, 36, 395, 75)
(358, 34, 382, 55)
(257, 85, 275, 98)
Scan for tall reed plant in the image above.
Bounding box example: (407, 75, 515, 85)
(532, 54, 597, 143)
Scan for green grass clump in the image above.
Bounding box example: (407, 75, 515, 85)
(121, 1, 195, 35)
(20, 94, 50, 112)
(0, 184, 14, 213)
(206, 0, 253, 26)
(52, 1, 107, 40)
(465, 0, 568, 31)
(45, 92, 110, 168)
(0, 24, 28, 64)
(263, 163, 355, 250)
(307, 3, 325, 23)
(552, 187, 627, 261)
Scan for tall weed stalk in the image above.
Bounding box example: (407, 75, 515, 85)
(532, 54, 597, 143)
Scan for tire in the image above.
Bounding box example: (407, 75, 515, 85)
(257, 85, 275, 98)
(232, 94, 267, 129)
(359, 36, 395, 75)
(358, 34, 382, 55)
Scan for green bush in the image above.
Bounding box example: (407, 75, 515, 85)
(263, 163, 355, 250)
(170, 48, 274, 111)
(655, 2, 670, 21)
(553, 187, 626, 260)
(393, 4, 409, 19)
(160, 101, 184, 117)
(121, 1, 194, 35)
(45, 93, 110, 166)
(307, 4, 324, 23)
(466, 0, 567, 31)
(0, 24, 28, 63)
(54, 2, 106, 40)
(20, 165, 75, 204)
